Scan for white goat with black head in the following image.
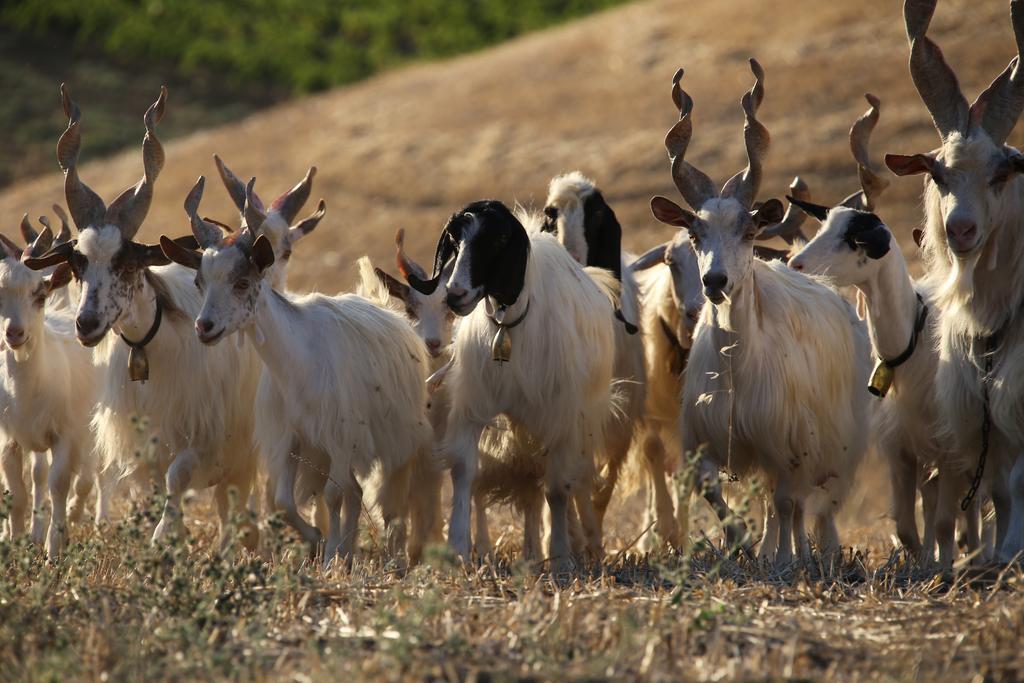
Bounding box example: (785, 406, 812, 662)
(884, 0, 1024, 562)
(788, 95, 976, 567)
(651, 61, 871, 564)
(405, 200, 616, 569)
(161, 180, 433, 565)
(540, 172, 646, 536)
(0, 218, 102, 556)
(27, 86, 262, 549)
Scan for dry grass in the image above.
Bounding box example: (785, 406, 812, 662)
(3, 0, 1024, 680)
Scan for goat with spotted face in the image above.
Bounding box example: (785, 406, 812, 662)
(407, 200, 616, 569)
(27, 86, 263, 549)
(651, 61, 871, 564)
(789, 95, 980, 568)
(162, 179, 433, 565)
(885, 0, 1024, 562)
(541, 172, 647, 541)
(0, 219, 103, 557)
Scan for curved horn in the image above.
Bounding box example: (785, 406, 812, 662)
(46, 205, 72, 246)
(104, 86, 167, 240)
(758, 177, 810, 244)
(213, 154, 265, 215)
(184, 176, 225, 248)
(395, 228, 427, 281)
(269, 167, 316, 224)
(407, 229, 456, 295)
(665, 68, 717, 210)
(19, 214, 38, 245)
(721, 59, 770, 208)
(840, 93, 890, 211)
(904, 0, 968, 138)
(23, 220, 54, 259)
(57, 84, 106, 231)
(242, 177, 266, 235)
(970, 0, 1024, 145)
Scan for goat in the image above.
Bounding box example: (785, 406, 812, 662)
(0, 219, 102, 557)
(27, 86, 262, 549)
(884, 0, 1024, 562)
(788, 94, 978, 567)
(161, 179, 433, 565)
(651, 61, 871, 564)
(540, 172, 646, 537)
(405, 200, 616, 570)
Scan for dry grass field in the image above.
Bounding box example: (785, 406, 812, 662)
(3, 0, 1024, 680)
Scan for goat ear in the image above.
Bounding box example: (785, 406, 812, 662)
(137, 242, 171, 268)
(374, 267, 411, 302)
(582, 189, 622, 280)
(785, 196, 829, 222)
(650, 196, 695, 228)
(884, 153, 935, 176)
(481, 203, 529, 307)
(753, 244, 791, 261)
(629, 243, 668, 271)
(853, 228, 892, 260)
(912, 228, 924, 248)
(23, 242, 72, 271)
(44, 263, 73, 292)
(251, 234, 276, 273)
(751, 198, 784, 228)
(159, 235, 202, 270)
(287, 199, 326, 249)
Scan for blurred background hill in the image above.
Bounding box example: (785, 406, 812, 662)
(0, 0, 1018, 298)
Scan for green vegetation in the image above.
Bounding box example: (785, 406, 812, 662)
(4, 1, 629, 95)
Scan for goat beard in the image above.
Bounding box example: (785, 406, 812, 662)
(939, 247, 981, 313)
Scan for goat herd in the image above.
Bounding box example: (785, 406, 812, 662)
(3, 0, 1024, 575)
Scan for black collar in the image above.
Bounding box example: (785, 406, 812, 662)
(120, 299, 163, 350)
(880, 293, 927, 369)
(488, 299, 530, 329)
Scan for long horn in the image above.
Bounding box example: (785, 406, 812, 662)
(269, 167, 316, 224)
(213, 154, 264, 215)
(57, 84, 106, 231)
(104, 86, 167, 240)
(45, 205, 72, 246)
(758, 177, 810, 244)
(19, 214, 38, 245)
(184, 176, 225, 248)
(395, 228, 427, 281)
(407, 228, 456, 295)
(720, 59, 769, 208)
(970, 0, 1024, 145)
(840, 94, 890, 211)
(242, 177, 266, 234)
(904, 0, 968, 138)
(665, 69, 717, 210)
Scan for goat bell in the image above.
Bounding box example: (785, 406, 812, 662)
(491, 327, 512, 363)
(127, 346, 150, 383)
(867, 360, 893, 398)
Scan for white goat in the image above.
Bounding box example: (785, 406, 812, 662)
(652, 61, 871, 564)
(0, 221, 102, 557)
(404, 199, 616, 569)
(541, 171, 646, 536)
(789, 94, 977, 567)
(161, 179, 433, 565)
(885, 0, 1024, 562)
(29, 86, 262, 549)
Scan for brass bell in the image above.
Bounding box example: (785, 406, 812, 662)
(868, 360, 893, 398)
(127, 346, 150, 383)
(491, 327, 512, 363)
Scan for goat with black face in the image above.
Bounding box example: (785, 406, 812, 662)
(407, 200, 618, 570)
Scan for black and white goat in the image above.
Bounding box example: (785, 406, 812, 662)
(788, 94, 977, 567)
(884, 0, 1024, 562)
(27, 86, 262, 548)
(652, 62, 871, 564)
(161, 180, 433, 565)
(406, 200, 617, 569)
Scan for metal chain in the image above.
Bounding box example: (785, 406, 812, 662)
(962, 337, 995, 511)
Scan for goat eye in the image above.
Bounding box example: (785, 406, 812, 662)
(234, 278, 250, 293)
(742, 230, 757, 242)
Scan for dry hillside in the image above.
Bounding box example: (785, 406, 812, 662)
(0, 0, 1018, 292)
